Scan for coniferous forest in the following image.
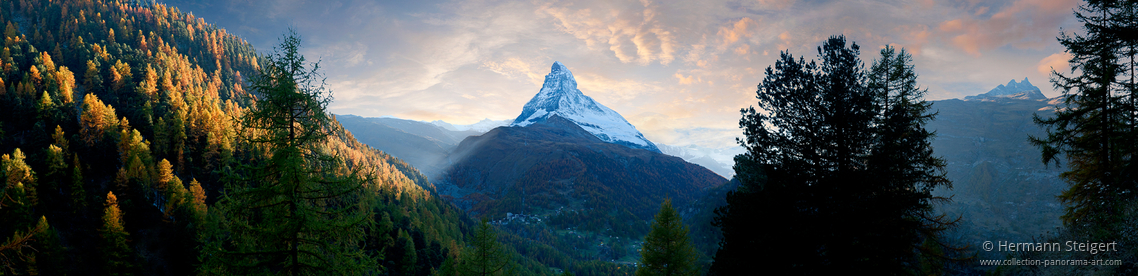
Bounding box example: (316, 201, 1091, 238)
(0, 0, 486, 275)
(1, 0, 1136, 275)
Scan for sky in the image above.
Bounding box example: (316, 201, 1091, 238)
(160, 0, 1082, 150)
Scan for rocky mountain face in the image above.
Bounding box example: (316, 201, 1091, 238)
(927, 96, 1066, 253)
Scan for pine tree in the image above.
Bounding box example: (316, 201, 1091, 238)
(186, 178, 207, 227)
(201, 30, 375, 275)
(1027, 1, 1138, 273)
(70, 154, 87, 213)
(3, 149, 37, 208)
(398, 229, 418, 276)
(636, 199, 697, 276)
(459, 219, 514, 276)
(436, 255, 458, 276)
(80, 93, 118, 146)
(864, 45, 960, 272)
(84, 59, 102, 95)
(711, 36, 956, 274)
(0, 216, 49, 275)
(0, 149, 45, 274)
(44, 144, 67, 195)
(100, 191, 135, 276)
(1031, 0, 1138, 225)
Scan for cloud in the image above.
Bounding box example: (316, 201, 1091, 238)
(777, 31, 793, 50)
(309, 41, 369, 67)
(717, 17, 757, 50)
(936, 0, 1077, 56)
(162, 0, 1083, 150)
(683, 40, 711, 68)
(538, 0, 678, 65)
(892, 24, 930, 55)
(674, 72, 696, 84)
(734, 44, 750, 56)
(575, 72, 664, 102)
(756, 0, 797, 10)
(1037, 52, 1071, 75)
(481, 58, 543, 85)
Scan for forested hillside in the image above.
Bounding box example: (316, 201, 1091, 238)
(0, 1, 521, 274)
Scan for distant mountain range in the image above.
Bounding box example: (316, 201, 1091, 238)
(336, 115, 482, 178)
(431, 118, 511, 133)
(964, 78, 1048, 100)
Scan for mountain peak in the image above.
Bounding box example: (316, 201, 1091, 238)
(966, 78, 1047, 101)
(551, 61, 568, 73)
(511, 62, 660, 152)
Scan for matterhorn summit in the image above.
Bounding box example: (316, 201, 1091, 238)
(511, 61, 660, 152)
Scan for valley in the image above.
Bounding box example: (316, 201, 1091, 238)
(341, 75, 1077, 272)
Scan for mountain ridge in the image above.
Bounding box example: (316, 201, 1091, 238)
(964, 78, 1047, 101)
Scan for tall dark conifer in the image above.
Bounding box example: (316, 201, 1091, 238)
(1027, 1, 1138, 273)
(1031, 0, 1138, 225)
(865, 45, 959, 273)
(711, 36, 956, 274)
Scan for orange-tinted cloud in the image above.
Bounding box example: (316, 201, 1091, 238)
(717, 17, 757, 50)
(481, 58, 543, 85)
(1037, 52, 1072, 75)
(675, 72, 696, 85)
(937, 0, 1077, 56)
(539, 1, 677, 65)
(776, 31, 793, 51)
(938, 19, 965, 32)
(894, 24, 931, 55)
(734, 44, 749, 56)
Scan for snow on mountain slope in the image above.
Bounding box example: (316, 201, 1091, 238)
(964, 78, 1047, 100)
(511, 61, 660, 152)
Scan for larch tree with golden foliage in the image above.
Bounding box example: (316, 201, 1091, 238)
(100, 191, 135, 275)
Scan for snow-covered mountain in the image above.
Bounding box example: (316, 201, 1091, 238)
(964, 78, 1047, 100)
(511, 61, 660, 152)
(431, 118, 510, 133)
